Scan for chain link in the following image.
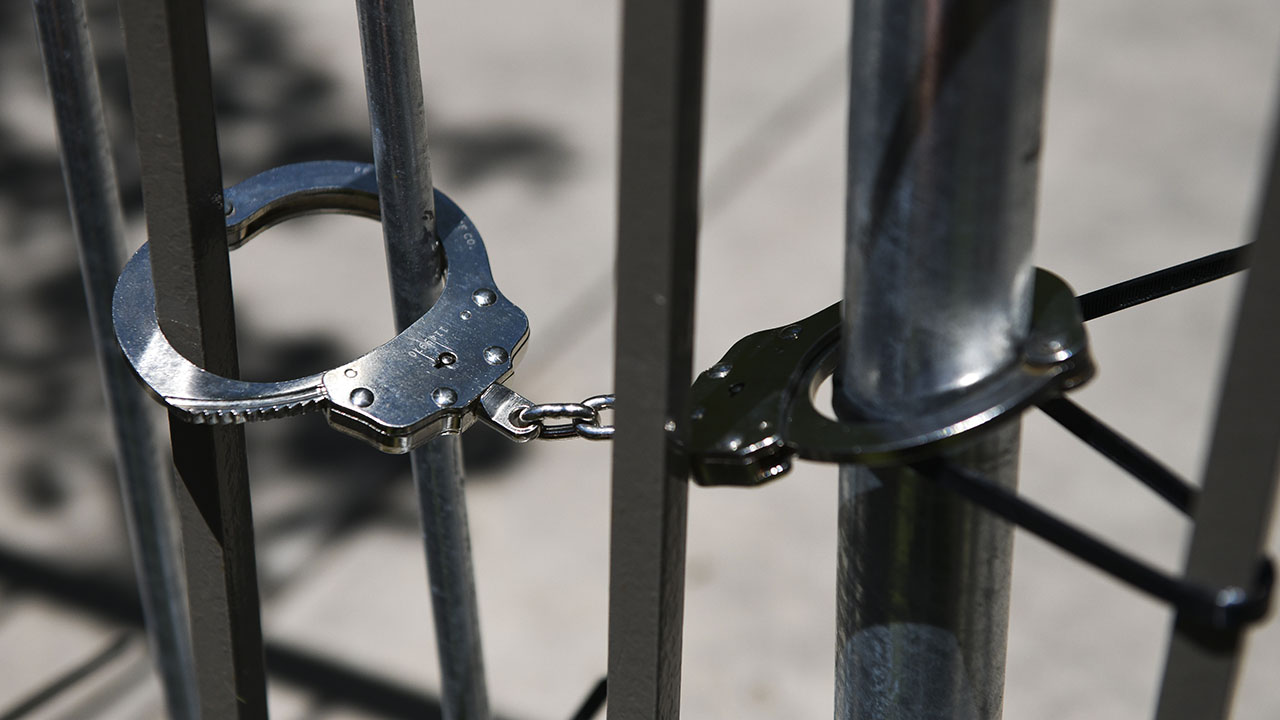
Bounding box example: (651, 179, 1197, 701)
(513, 394, 615, 440)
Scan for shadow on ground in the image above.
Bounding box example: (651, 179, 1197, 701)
(0, 1, 565, 714)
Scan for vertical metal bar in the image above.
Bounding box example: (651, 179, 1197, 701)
(117, 1, 268, 717)
(31, 1, 197, 717)
(1153, 84, 1280, 720)
(354, 3, 489, 718)
(835, 2, 1052, 718)
(608, 0, 705, 718)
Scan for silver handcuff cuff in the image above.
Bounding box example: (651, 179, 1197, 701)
(113, 160, 597, 453)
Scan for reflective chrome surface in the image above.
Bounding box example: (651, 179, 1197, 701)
(114, 250, 329, 421)
(112, 161, 528, 454)
(477, 383, 540, 441)
(320, 188, 528, 452)
(224, 160, 379, 249)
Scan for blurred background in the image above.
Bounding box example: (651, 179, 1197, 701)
(2, 0, 1280, 718)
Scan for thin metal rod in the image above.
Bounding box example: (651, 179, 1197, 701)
(1154, 80, 1280, 720)
(1037, 397, 1197, 514)
(608, 0, 705, 717)
(1077, 244, 1252, 321)
(117, 0, 267, 716)
(354, 3, 489, 718)
(836, 2, 1052, 718)
(31, 1, 197, 717)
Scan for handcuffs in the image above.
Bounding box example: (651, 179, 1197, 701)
(114, 160, 1092, 477)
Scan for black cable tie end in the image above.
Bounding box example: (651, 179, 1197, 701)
(1201, 557, 1274, 632)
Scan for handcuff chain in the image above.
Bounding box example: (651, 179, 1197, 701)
(512, 394, 615, 440)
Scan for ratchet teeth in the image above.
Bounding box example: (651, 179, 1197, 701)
(181, 396, 327, 425)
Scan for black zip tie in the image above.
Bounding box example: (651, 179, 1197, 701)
(569, 677, 607, 720)
(1037, 396, 1198, 514)
(915, 459, 1273, 631)
(1077, 244, 1252, 321)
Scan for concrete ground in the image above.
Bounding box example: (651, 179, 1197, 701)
(2, 0, 1280, 718)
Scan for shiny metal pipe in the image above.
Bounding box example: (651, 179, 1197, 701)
(355, 3, 489, 719)
(836, 2, 1052, 718)
(31, 1, 198, 717)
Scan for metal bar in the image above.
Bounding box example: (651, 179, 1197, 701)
(608, 0, 705, 717)
(117, 1, 267, 716)
(31, 1, 198, 717)
(836, 2, 1052, 718)
(354, 3, 489, 718)
(1153, 82, 1280, 720)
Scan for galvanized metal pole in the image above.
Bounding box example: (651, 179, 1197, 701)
(354, 3, 489, 718)
(117, 0, 268, 716)
(32, 1, 197, 717)
(836, 3, 1052, 718)
(1153, 83, 1280, 720)
(608, 1, 705, 718)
